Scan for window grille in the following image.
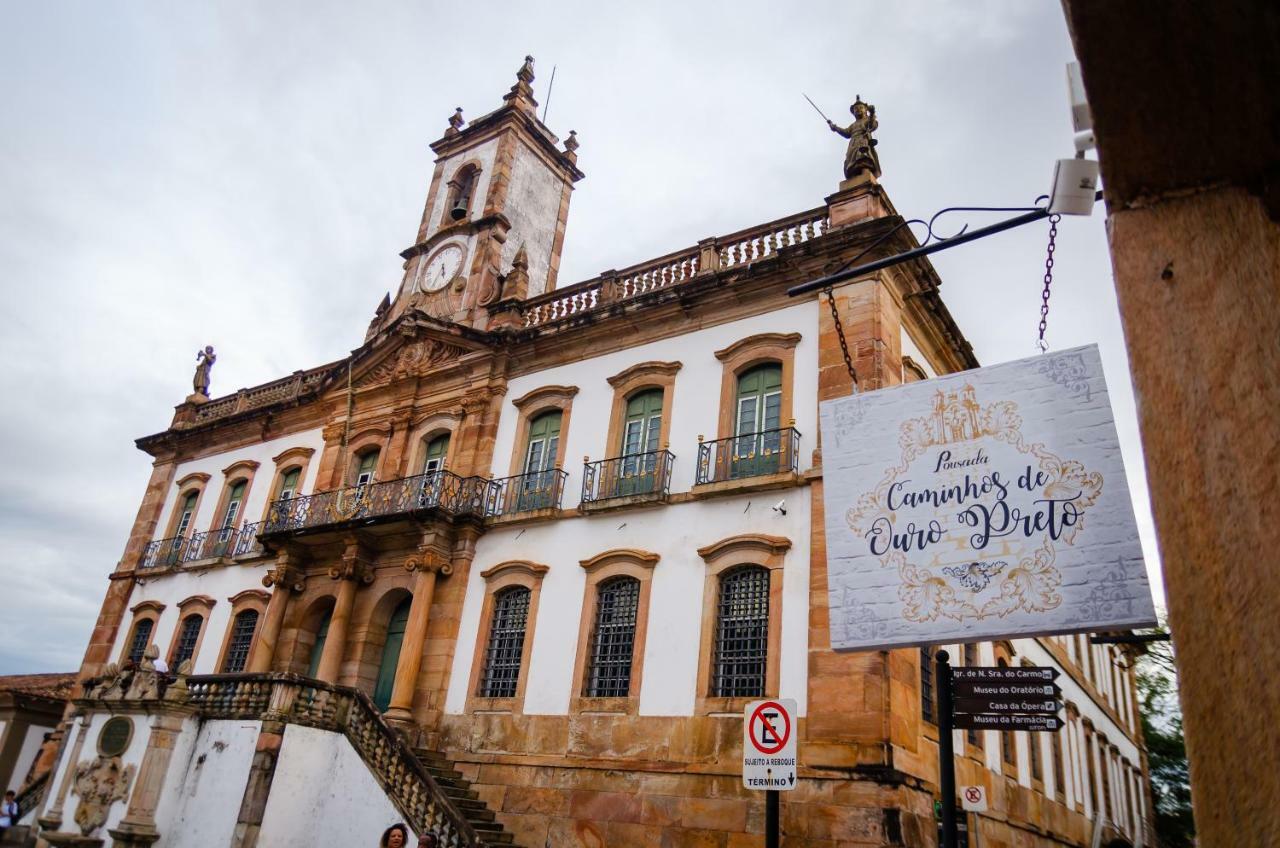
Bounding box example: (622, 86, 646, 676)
(711, 566, 769, 698)
(480, 587, 531, 698)
(222, 610, 259, 673)
(585, 577, 640, 698)
(172, 615, 203, 667)
(127, 619, 154, 664)
(920, 647, 935, 723)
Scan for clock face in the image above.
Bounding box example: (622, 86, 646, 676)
(421, 245, 464, 293)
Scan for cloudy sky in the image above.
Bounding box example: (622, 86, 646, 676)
(0, 2, 1162, 674)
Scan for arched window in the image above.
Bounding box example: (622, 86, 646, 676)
(422, 434, 450, 475)
(219, 479, 248, 536)
(523, 411, 561, 476)
(711, 566, 770, 698)
(584, 576, 641, 698)
(126, 619, 154, 664)
(733, 363, 784, 477)
(354, 450, 379, 487)
(174, 491, 199, 537)
(373, 599, 412, 711)
(920, 647, 935, 723)
(480, 586, 531, 698)
(277, 467, 302, 500)
(616, 390, 663, 497)
(171, 614, 203, 667)
(307, 610, 333, 679)
(222, 610, 259, 673)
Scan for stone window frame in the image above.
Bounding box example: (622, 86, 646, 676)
(209, 460, 261, 534)
(215, 589, 270, 672)
(465, 560, 548, 714)
(346, 426, 392, 485)
(506, 385, 578, 477)
(693, 533, 791, 716)
(712, 333, 800, 443)
(1065, 701, 1085, 813)
(569, 548, 660, 716)
(120, 600, 166, 664)
(163, 472, 211, 538)
(407, 411, 463, 476)
(603, 362, 682, 460)
(436, 158, 485, 228)
(259, 447, 316, 520)
(165, 595, 216, 669)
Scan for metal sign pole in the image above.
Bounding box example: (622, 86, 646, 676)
(936, 650, 959, 848)
(765, 789, 779, 848)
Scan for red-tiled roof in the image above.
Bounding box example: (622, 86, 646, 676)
(0, 673, 77, 701)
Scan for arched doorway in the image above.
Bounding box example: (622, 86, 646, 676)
(373, 599, 411, 711)
(306, 609, 332, 679)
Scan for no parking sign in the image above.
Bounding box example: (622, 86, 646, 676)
(742, 698, 797, 790)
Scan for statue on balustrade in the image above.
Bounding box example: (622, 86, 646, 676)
(193, 345, 216, 397)
(827, 95, 881, 180)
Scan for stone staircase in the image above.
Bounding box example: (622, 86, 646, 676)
(0, 825, 34, 847)
(409, 747, 515, 846)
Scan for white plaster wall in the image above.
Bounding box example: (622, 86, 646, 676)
(500, 138, 563, 297)
(157, 719, 260, 847)
(900, 326, 939, 378)
(58, 712, 148, 841)
(10, 722, 54, 789)
(257, 724, 407, 848)
(153, 428, 326, 543)
(490, 301, 820, 503)
(108, 562, 272, 674)
(448, 491, 812, 717)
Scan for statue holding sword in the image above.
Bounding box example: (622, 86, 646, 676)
(806, 93, 881, 180)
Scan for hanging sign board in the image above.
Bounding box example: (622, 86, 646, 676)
(819, 344, 1156, 652)
(742, 698, 797, 791)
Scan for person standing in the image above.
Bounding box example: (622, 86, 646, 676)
(0, 790, 19, 836)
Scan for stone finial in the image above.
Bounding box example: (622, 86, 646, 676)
(502, 242, 531, 301)
(563, 129, 580, 163)
(502, 55, 538, 115)
(446, 106, 464, 136)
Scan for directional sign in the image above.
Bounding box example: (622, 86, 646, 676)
(952, 697, 1061, 716)
(953, 679, 1061, 700)
(952, 666, 1059, 683)
(953, 713, 1062, 732)
(960, 785, 988, 813)
(743, 699, 797, 791)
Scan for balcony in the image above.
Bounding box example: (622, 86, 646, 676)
(696, 427, 802, 487)
(261, 470, 495, 537)
(138, 522, 264, 570)
(581, 449, 674, 509)
(487, 468, 568, 518)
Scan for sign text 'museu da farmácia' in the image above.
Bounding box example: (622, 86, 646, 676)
(819, 345, 1156, 652)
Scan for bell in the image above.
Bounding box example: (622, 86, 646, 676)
(450, 198, 468, 221)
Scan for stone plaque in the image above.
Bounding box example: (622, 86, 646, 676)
(819, 344, 1156, 651)
(97, 717, 133, 757)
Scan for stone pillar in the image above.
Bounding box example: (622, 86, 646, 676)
(38, 716, 89, 834)
(248, 554, 306, 674)
(108, 704, 194, 848)
(824, 173, 893, 230)
(383, 552, 452, 725)
(315, 537, 373, 684)
(229, 720, 287, 848)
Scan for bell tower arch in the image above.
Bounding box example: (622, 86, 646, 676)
(392, 56, 585, 328)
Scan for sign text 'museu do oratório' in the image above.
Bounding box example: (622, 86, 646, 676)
(819, 344, 1156, 652)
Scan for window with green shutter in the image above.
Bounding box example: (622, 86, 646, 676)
(423, 434, 450, 474)
(617, 389, 663, 496)
(354, 450, 379, 487)
(733, 363, 783, 477)
(175, 491, 199, 537)
(278, 467, 301, 500)
(520, 412, 561, 510)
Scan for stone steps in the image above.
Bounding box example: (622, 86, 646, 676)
(410, 747, 515, 846)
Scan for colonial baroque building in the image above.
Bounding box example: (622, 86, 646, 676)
(24, 59, 1151, 848)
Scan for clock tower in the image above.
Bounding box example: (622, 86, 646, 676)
(390, 56, 584, 328)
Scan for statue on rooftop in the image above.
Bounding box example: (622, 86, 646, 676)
(827, 95, 881, 180)
(193, 345, 216, 397)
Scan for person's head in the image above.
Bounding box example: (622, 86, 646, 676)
(4, 790, 14, 800)
(380, 824, 408, 848)
(417, 833, 439, 848)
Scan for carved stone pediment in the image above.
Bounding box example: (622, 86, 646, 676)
(72, 756, 135, 836)
(352, 337, 472, 390)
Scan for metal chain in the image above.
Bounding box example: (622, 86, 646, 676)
(1037, 213, 1061, 353)
(824, 287, 859, 391)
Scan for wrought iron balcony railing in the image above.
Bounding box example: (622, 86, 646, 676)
(261, 470, 497, 535)
(581, 449, 674, 505)
(140, 535, 188, 569)
(139, 523, 265, 569)
(696, 427, 802, 485)
(487, 468, 568, 517)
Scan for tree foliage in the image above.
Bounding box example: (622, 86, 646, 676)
(1136, 625, 1195, 848)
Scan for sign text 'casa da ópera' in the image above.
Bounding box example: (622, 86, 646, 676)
(819, 345, 1156, 651)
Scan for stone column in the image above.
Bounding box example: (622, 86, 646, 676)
(38, 715, 89, 833)
(383, 552, 452, 725)
(107, 703, 194, 848)
(248, 553, 306, 674)
(315, 537, 373, 684)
